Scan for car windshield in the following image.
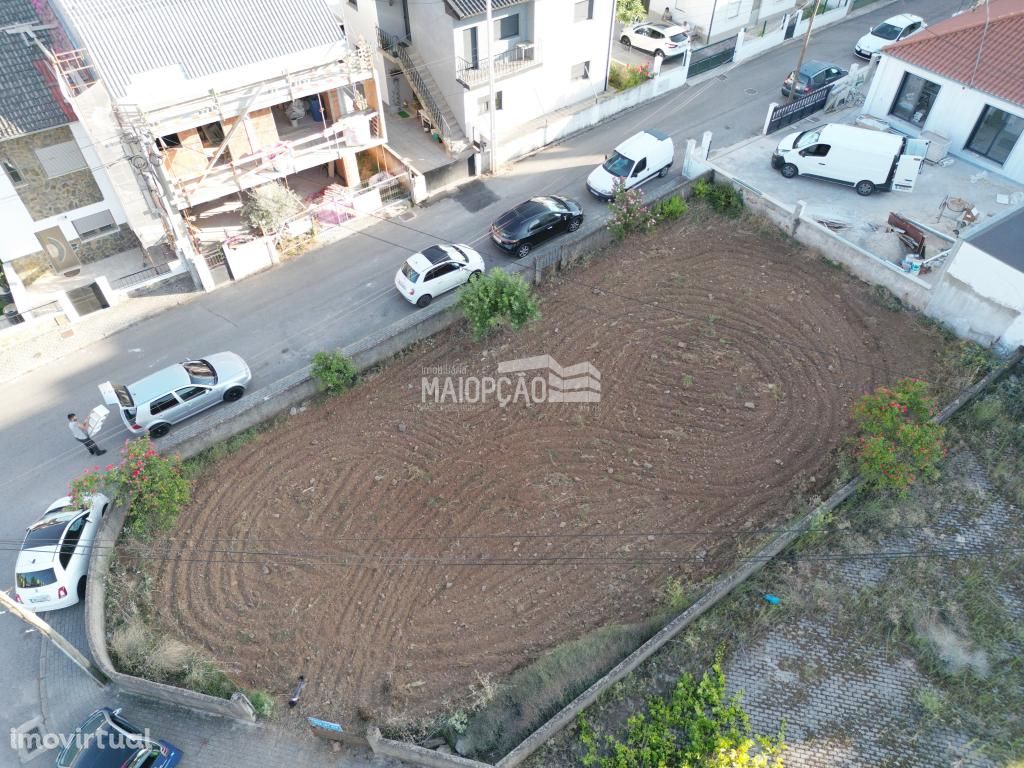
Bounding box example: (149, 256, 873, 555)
(57, 711, 107, 767)
(602, 151, 634, 177)
(669, 32, 687, 42)
(17, 568, 57, 588)
(536, 196, 568, 212)
(794, 129, 821, 149)
(401, 262, 420, 282)
(871, 22, 902, 40)
(184, 359, 217, 384)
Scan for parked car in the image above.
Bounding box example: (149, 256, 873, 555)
(14, 493, 108, 611)
(854, 13, 926, 59)
(491, 196, 584, 258)
(395, 243, 484, 307)
(781, 60, 848, 98)
(100, 352, 252, 439)
(586, 129, 674, 200)
(56, 707, 183, 768)
(619, 22, 690, 58)
(771, 123, 928, 196)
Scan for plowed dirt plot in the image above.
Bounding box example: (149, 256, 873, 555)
(151, 213, 947, 724)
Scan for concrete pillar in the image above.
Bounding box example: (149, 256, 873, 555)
(700, 131, 713, 160)
(93, 275, 123, 307)
(338, 152, 361, 187)
(55, 291, 80, 323)
(763, 102, 778, 135)
(792, 200, 806, 235)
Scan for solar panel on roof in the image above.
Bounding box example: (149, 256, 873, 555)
(421, 245, 450, 265)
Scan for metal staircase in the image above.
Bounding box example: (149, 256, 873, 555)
(376, 28, 469, 155)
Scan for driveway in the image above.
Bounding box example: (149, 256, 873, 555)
(0, 0, 968, 764)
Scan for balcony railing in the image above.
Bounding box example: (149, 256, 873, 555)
(456, 42, 538, 88)
(376, 27, 453, 143)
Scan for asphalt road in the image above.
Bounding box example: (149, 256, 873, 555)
(0, 0, 965, 762)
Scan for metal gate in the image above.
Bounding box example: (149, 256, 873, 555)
(764, 85, 834, 134)
(687, 35, 736, 77)
(66, 282, 109, 317)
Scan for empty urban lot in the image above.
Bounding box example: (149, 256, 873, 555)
(148, 211, 950, 726)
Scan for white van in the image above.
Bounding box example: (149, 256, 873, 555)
(586, 129, 674, 200)
(771, 123, 928, 196)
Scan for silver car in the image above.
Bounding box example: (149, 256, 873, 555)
(100, 352, 252, 439)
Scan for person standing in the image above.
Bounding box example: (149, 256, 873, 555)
(67, 413, 106, 456)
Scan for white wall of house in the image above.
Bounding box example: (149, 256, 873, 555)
(1, 122, 126, 261)
(863, 56, 1024, 185)
(665, 0, 753, 41)
(458, 0, 614, 142)
(410, 0, 467, 133)
(926, 240, 1024, 349)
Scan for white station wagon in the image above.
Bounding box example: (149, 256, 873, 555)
(15, 493, 109, 611)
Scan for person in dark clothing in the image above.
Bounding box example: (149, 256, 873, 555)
(67, 412, 106, 455)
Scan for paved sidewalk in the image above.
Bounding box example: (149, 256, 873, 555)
(38, 604, 400, 768)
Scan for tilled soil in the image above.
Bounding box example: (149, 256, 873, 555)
(150, 213, 947, 725)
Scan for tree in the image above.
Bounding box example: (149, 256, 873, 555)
(241, 181, 305, 235)
(616, 0, 646, 24)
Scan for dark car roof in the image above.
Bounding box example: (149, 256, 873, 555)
(24, 515, 74, 549)
(420, 245, 451, 265)
(800, 59, 834, 75)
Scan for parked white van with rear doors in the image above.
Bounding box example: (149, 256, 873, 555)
(586, 129, 674, 200)
(771, 123, 928, 196)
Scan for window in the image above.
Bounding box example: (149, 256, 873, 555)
(634, 158, 647, 175)
(2, 157, 23, 185)
(889, 72, 940, 126)
(574, 0, 594, 21)
(158, 133, 182, 149)
(348, 0, 357, 7)
(966, 105, 1024, 165)
(801, 144, 831, 157)
(72, 210, 117, 239)
(176, 386, 208, 402)
(726, 0, 741, 18)
(495, 91, 503, 110)
(478, 92, 503, 114)
(497, 14, 519, 40)
(149, 393, 179, 415)
(59, 515, 87, 569)
(571, 61, 590, 80)
(34, 140, 87, 178)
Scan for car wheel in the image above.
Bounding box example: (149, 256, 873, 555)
(416, 294, 433, 308)
(658, 165, 669, 178)
(568, 216, 582, 232)
(855, 179, 875, 196)
(223, 386, 245, 402)
(469, 270, 483, 281)
(780, 163, 798, 179)
(77, 576, 87, 600)
(149, 423, 171, 439)
(515, 243, 531, 258)
(620, 35, 631, 48)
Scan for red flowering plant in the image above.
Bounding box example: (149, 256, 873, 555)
(69, 436, 190, 538)
(853, 378, 946, 495)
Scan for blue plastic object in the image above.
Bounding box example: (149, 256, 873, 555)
(763, 594, 781, 605)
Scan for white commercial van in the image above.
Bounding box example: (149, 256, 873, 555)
(586, 129, 674, 200)
(771, 123, 928, 196)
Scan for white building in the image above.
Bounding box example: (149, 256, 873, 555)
(649, 0, 800, 42)
(861, 0, 1024, 185)
(339, 0, 615, 165)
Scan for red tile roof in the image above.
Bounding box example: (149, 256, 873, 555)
(885, 0, 1024, 107)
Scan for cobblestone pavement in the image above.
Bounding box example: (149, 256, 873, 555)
(722, 452, 1013, 768)
(33, 604, 399, 768)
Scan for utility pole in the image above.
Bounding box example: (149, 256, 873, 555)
(485, 0, 497, 174)
(0, 590, 109, 687)
(787, 0, 822, 103)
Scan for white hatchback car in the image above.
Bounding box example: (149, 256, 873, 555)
(620, 22, 690, 58)
(15, 493, 109, 611)
(395, 244, 484, 307)
(854, 13, 926, 59)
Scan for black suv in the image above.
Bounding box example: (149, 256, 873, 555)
(490, 196, 584, 258)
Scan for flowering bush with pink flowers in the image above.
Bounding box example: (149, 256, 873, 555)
(853, 378, 946, 494)
(70, 436, 190, 537)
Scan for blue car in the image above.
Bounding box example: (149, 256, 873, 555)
(56, 708, 183, 768)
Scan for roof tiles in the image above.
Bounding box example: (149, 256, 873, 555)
(0, 0, 72, 140)
(885, 0, 1024, 108)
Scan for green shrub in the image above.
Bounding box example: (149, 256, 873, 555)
(457, 268, 540, 340)
(652, 194, 688, 222)
(241, 181, 305, 234)
(853, 378, 946, 494)
(246, 689, 276, 718)
(579, 649, 785, 767)
(70, 436, 190, 538)
(311, 351, 359, 395)
(691, 178, 744, 216)
(608, 179, 656, 240)
(608, 61, 651, 90)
